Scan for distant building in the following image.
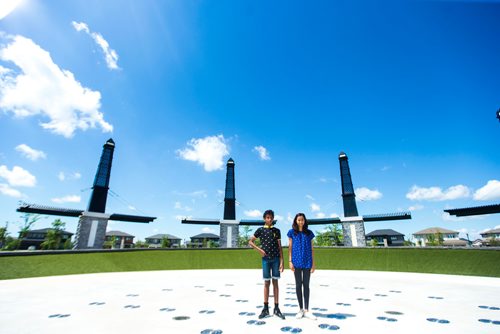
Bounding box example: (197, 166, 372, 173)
(189, 233, 220, 248)
(145, 234, 182, 248)
(19, 228, 73, 250)
(105, 230, 135, 249)
(413, 227, 459, 247)
(480, 228, 500, 239)
(365, 229, 405, 247)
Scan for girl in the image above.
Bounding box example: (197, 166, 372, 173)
(287, 213, 316, 320)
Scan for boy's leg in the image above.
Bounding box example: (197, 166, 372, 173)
(271, 258, 285, 319)
(259, 258, 271, 319)
(264, 280, 271, 303)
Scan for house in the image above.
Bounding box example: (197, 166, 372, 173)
(189, 233, 220, 248)
(365, 229, 405, 247)
(19, 228, 73, 250)
(145, 234, 182, 248)
(479, 228, 500, 246)
(413, 227, 459, 247)
(105, 230, 135, 249)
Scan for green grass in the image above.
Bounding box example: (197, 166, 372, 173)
(0, 248, 499, 280)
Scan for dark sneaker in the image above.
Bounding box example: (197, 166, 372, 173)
(259, 308, 269, 319)
(274, 307, 285, 320)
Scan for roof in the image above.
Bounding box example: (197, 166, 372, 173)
(366, 229, 404, 237)
(191, 233, 220, 239)
(106, 230, 135, 237)
(443, 239, 468, 246)
(26, 228, 73, 236)
(413, 227, 459, 235)
(146, 234, 181, 240)
(480, 228, 500, 235)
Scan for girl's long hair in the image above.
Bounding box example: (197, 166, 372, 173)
(292, 213, 311, 235)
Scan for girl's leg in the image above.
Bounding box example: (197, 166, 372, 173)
(303, 268, 311, 310)
(294, 268, 304, 310)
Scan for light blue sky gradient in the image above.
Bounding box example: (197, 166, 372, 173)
(0, 0, 499, 244)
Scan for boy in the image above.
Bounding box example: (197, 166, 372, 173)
(249, 209, 285, 319)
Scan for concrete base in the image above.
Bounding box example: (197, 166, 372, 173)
(220, 220, 239, 248)
(73, 212, 110, 249)
(341, 217, 366, 247)
(1, 270, 499, 334)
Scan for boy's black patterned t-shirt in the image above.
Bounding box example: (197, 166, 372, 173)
(254, 226, 281, 258)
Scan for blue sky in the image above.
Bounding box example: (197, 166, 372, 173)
(0, 0, 499, 245)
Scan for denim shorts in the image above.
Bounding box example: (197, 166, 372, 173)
(262, 256, 280, 281)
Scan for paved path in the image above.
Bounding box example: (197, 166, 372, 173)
(1, 270, 499, 334)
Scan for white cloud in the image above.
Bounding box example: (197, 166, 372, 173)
(356, 187, 382, 201)
(244, 209, 262, 218)
(253, 145, 270, 161)
(173, 190, 208, 198)
(310, 203, 320, 212)
(15, 144, 46, 161)
(174, 201, 192, 211)
(275, 215, 284, 222)
(408, 204, 424, 211)
(0, 183, 22, 197)
(72, 21, 119, 70)
(202, 227, 215, 234)
(441, 212, 466, 222)
(58, 171, 81, 181)
(0, 35, 113, 138)
(473, 180, 500, 201)
(128, 205, 136, 211)
(0, 165, 36, 187)
(305, 194, 315, 201)
(329, 213, 340, 218)
(177, 135, 229, 172)
(174, 215, 192, 221)
(315, 212, 326, 218)
(406, 185, 470, 201)
(51, 195, 81, 204)
(381, 166, 391, 172)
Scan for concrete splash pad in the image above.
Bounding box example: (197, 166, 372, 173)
(0, 270, 499, 334)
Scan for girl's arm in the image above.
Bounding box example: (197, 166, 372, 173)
(311, 240, 315, 273)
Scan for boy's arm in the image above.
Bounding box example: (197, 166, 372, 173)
(249, 235, 265, 256)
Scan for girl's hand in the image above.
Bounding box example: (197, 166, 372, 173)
(311, 264, 315, 273)
(289, 262, 295, 272)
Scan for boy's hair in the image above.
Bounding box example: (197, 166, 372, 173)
(263, 209, 274, 219)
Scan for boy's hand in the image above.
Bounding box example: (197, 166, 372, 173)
(279, 261, 284, 272)
(259, 249, 266, 257)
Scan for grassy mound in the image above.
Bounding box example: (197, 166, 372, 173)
(0, 248, 499, 280)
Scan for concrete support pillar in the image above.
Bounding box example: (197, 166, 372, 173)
(74, 212, 110, 249)
(341, 216, 366, 247)
(220, 220, 239, 248)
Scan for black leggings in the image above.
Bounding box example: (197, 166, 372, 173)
(294, 268, 311, 310)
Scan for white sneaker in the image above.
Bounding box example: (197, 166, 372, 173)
(295, 309, 304, 319)
(303, 310, 317, 320)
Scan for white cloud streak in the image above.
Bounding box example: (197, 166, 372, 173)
(177, 135, 229, 172)
(253, 145, 270, 161)
(51, 195, 81, 204)
(244, 209, 262, 218)
(72, 21, 119, 70)
(0, 165, 36, 187)
(473, 180, 500, 201)
(356, 187, 382, 201)
(310, 203, 321, 212)
(15, 144, 46, 161)
(0, 183, 22, 197)
(406, 185, 470, 201)
(0, 35, 113, 137)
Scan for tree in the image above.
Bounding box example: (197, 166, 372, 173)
(314, 224, 343, 246)
(16, 214, 41, 249)
(41, 219, 66, 250)
(403, 237, 415, 246)
(369, 238, 379, 247)
(161, 236, 171, 248)
(134, 240, 148, 248)
(238, 225, 253, 248)
(0, 223, 8, 249)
